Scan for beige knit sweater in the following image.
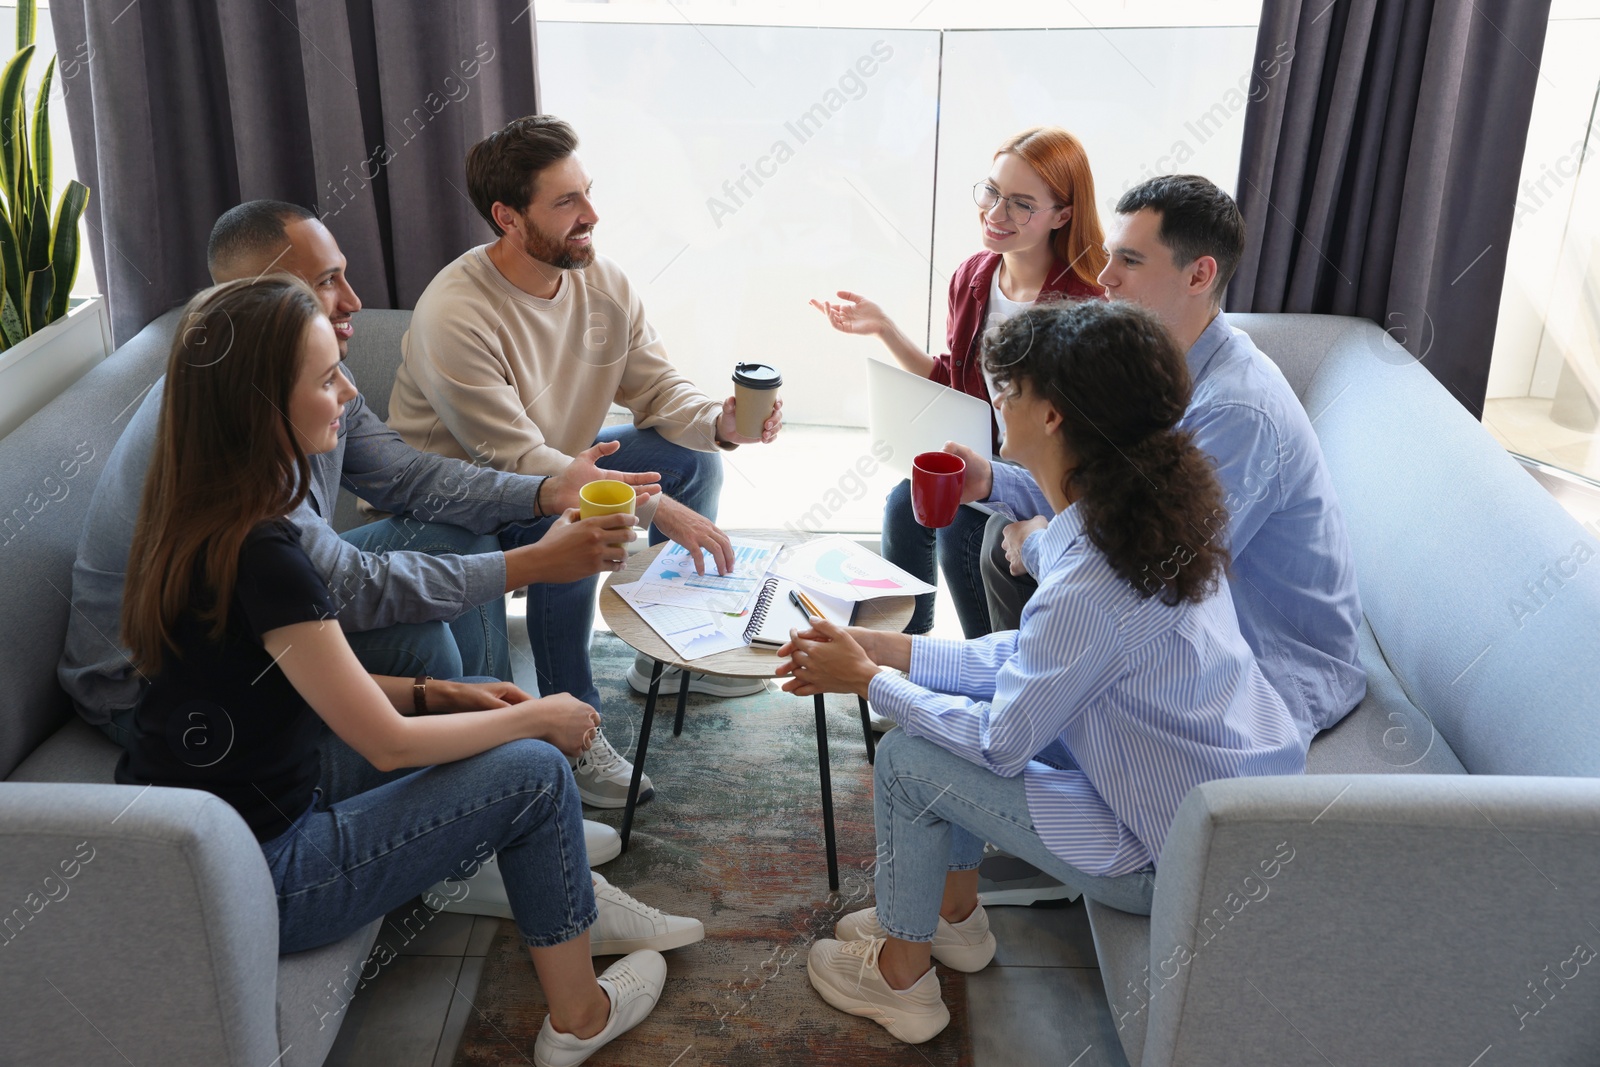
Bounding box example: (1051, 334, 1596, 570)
(388, 247, 726, 524)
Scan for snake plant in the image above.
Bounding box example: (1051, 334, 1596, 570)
(0, 0, 89, 350)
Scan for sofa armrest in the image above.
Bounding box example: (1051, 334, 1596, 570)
(1140, 775, 1600, 1067)
(0, 783, 282, 1066)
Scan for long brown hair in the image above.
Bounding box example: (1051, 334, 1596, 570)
(995, 126, 1108, 290)
(983, 300, 1228, 606)
(122, 276, 325, 671)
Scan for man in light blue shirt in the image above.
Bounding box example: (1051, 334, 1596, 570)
(956, 175, 1365, 745)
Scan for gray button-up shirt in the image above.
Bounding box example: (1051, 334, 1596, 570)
(58, 368, 543, 723)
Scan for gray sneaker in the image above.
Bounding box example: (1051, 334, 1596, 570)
(627, 655, 766, 698)
(572, 729, 653, 808)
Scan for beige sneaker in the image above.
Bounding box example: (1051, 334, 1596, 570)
(834, 904, 996, 972)
(806, 937, 950, 1044)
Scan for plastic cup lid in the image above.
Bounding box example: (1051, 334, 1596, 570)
(733, 362, 782, 388)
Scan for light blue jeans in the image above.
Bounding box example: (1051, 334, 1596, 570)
(498, 425, 723, 711)
(340, 519, 512, 682)
(872, 729, 1156, 942)
(264, 693, 594, 954)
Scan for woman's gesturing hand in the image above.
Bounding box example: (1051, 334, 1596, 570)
(809, 291, 893, 337)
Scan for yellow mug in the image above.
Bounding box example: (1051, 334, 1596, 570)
(578, 479, 636, 521)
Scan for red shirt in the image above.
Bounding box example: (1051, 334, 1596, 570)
(930, 251, 1105, 451)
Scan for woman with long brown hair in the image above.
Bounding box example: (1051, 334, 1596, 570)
(777, 301, 1303, 1044)
(812, 126, 1107, 641)
(119, 276, 667, 1065)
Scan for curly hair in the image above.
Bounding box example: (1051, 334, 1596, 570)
(982, 301, 1229, 605)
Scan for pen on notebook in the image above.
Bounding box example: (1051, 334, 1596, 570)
(788, 589, 813, 623)
(794, 589, 826, 620)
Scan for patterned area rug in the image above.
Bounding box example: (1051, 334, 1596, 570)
(452, 632, 973, 1066)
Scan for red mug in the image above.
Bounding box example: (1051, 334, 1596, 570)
(911, 451, 966, 528)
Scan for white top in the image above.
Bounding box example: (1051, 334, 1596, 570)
(982, 266, 1035, 438)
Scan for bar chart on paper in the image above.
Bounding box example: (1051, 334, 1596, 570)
(632, 538, 783, 613)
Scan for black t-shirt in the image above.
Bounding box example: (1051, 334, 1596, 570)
(116, 519, 337, 841)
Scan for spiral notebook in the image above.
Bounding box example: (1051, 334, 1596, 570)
(742, 577, 858, 649)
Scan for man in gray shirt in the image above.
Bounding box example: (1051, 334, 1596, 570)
(58, 201, 660, 811)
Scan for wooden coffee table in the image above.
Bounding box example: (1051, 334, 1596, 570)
(598, 538, 914, 890)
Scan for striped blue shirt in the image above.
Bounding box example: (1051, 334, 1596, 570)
(986, 311, 1365, 745)
(868, 504, 1305, 876)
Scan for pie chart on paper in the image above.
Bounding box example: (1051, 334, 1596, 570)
(774, 535, 937, 602)
(813, 548, 902, 590)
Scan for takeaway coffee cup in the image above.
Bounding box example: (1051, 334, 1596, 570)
(911, 451, 966, 528)
(732, 362, 782, 439)
(578, 479, 636, 521)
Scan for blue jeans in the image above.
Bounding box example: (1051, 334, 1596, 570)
(881, 479, 993, 638)
(340, 519, 512, 682)
(499, 425, 724, 712)
(871, 730, 1156, 942)
(264, 692, 595, 954)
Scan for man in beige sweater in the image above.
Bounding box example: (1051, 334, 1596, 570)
(390, 116, 784, 802)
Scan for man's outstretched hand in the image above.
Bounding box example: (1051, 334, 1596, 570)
(540, 440, 661, 515)
(653, 496, 734, 576)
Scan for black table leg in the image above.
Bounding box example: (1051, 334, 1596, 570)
(858, 696, 876, 764)
(620, 659, 664, 852)
(814, 693, 839, 892)
(672, 665, 691, 737)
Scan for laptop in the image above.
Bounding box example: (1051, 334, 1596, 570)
(865, 358, 994, 478)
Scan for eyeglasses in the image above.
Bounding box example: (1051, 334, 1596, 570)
(973, 181, 1061, 226)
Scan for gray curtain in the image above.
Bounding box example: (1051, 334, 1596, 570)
(1228, 0, 1551, 418)
(50, 2, 540, 346)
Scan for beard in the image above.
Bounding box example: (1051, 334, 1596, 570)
(523, 219, 597, 270)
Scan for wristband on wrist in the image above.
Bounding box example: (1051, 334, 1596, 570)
(413, 674, 432, 715)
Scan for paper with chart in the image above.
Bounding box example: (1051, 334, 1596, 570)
(773, 534, 936, 602)
(627, 537, 783, 614)
(611, 580, 757, 660)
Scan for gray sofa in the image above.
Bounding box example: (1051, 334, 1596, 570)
(2, 307, 1598, 1065)
(0, 307, 407, 1067)
(1090, 315, 1600, 1066)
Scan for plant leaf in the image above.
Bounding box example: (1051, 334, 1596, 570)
(23, 183, 48, 274)
(46, 180, 86, 324)
(0, 291, 24, 349)
(25, 264, 49, 333)
(16, 0, 34, 53)
(30, 55, 51, 200)
(0, 210, 23, 321)
(0, 45, 34, 212)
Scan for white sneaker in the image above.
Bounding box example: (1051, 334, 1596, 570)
(572, 729, 653, 808)
(835, 905, 996, 972)
(589, 871, 705, 956)
(807, 937, 949, 1044)
(586, 820, 622, 866)
(427, 821, 624, 919)
(867, 705, 895, 733)
(533, 950, 666, 1067)
(627, 656, 767, 698)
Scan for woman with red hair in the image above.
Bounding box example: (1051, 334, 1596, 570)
(813, 126, 1106, 641)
